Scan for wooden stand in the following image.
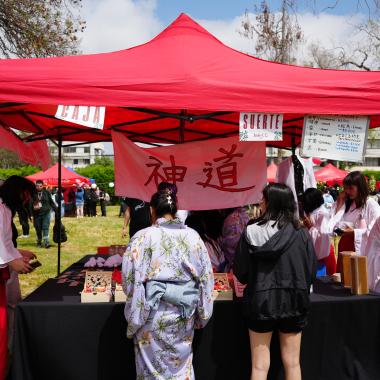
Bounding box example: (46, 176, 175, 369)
(340, 251, 355, 288)
(350, 256, 369, 295)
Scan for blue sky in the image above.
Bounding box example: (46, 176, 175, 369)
(156, 0, 364, 23)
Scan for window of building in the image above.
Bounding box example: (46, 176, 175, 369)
(73, 159, 79, 165)
(365, 157, 380, 166)
(367, 139, 380, 149)
(63, 147, 76, 153)
(83, 159, 90, 165)
(84, 147, 90, 154)
(94, 148, 102, 155)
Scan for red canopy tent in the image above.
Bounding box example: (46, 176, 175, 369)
(0, 13, 380, 149)
(314, 163, 349, 186)
(1, 13, 380, 273)
(26, 163, 90, 187)
(267, 163, 278, 183)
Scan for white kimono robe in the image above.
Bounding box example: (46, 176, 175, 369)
(330, 197, 380, 255)
(364, 216, 380, 292)
(276, 156, 317, 203)
(0, 200, 22, 268)
(308, 205, 332, 260)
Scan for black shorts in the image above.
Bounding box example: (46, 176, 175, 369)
(247, 315, 307, 334)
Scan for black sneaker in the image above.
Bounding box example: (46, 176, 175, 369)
(37, 242, 42, 248)
(45, 243, 51, 249)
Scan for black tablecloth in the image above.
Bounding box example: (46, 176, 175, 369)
(10, 257, 380, 380)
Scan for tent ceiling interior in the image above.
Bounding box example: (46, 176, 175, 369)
(0, 13, 380, 147)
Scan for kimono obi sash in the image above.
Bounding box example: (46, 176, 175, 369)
(145, 280, 199, 319)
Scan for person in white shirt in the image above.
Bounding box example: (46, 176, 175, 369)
(0, 176, 36, 380)
(364, 216, 380, 293)
(330, 171, 380, 271)
(303, 188, 335, 276)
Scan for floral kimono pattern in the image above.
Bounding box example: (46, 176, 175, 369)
(122, 218, 214, 380)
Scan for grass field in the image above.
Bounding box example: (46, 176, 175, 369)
(16, 205, 127, 298)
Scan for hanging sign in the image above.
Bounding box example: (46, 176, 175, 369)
(55, 106, 106, 129)
(112, 132, 267, 210)
(239, 113, 283, 141)
(301, 115, 369, 162)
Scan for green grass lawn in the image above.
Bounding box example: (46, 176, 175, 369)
(16, 205, 127, 298)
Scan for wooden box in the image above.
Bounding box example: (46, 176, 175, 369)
(213, 273, 233, 301)
(81, 271, 112, 303)
(350, 256, 369, 295)
(340, 251, 355, 288)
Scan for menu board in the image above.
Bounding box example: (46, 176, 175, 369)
(301, 115, 369, 162)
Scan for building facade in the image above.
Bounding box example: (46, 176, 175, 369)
(49, 142, 105, 168)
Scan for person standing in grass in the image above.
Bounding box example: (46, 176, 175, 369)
(75, 185, 85, 218)
(31, 180, 57, 249)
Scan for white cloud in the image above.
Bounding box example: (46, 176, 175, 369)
(80, 0, 163, 54)
(79, 3, 364, 65)
(196, 16, 255, 55)
(198, 12, 364, 64)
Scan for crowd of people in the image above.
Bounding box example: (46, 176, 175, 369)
(1, 172, 380, 380)
(16, 181, 109, 249)
(121, 173, 380, 380)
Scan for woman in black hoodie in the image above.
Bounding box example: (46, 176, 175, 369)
(234, 183, 317, 380)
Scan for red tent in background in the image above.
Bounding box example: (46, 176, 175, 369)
(0, 13, 380, 148)
(267, 163, 278, 183)
(27, 163, 90, 187)
(314, 163, 349, 186)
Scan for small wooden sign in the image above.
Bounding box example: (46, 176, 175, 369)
(350, 256, 369, 295)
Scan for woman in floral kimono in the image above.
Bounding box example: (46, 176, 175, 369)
(122, 189, 214, 380)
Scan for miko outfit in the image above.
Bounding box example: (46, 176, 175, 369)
(330, 198, 380, 269)
(307, 204, 336, 276)
(364, 216, 380, 293)
(0, 199, 22, 380)
(122, 218, 214, 380)
(234, 222, 317, 333)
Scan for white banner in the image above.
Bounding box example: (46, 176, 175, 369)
(55, 105, 105, 129)
(239, 113, 283, 141)
(301, 115, 369, 162)
(112, 132, 267, 210)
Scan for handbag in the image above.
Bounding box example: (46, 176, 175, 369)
(53, 214, 68, 243)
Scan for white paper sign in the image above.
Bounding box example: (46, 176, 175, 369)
(55, 106, 106, 129)
(301, 115, 369, 162)
(239, 113, 283, 141)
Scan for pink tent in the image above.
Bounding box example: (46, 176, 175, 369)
(267, 163, 278, 183)
(314, 163, 348, 186)
(27, 163, 90, 187)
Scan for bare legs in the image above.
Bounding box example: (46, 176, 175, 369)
(279, 332, 302, 380)
(249, 330, 272, 380)
(76, 205, 84, 218)
(249, 330, 302, 380)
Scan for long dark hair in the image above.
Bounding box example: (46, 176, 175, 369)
(150, 189, 178, 218)
(0, 176, 36, 214)
(343, 171, 369, 212)
(303, 188, 324, 215)
(256, 183, 300, 229)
